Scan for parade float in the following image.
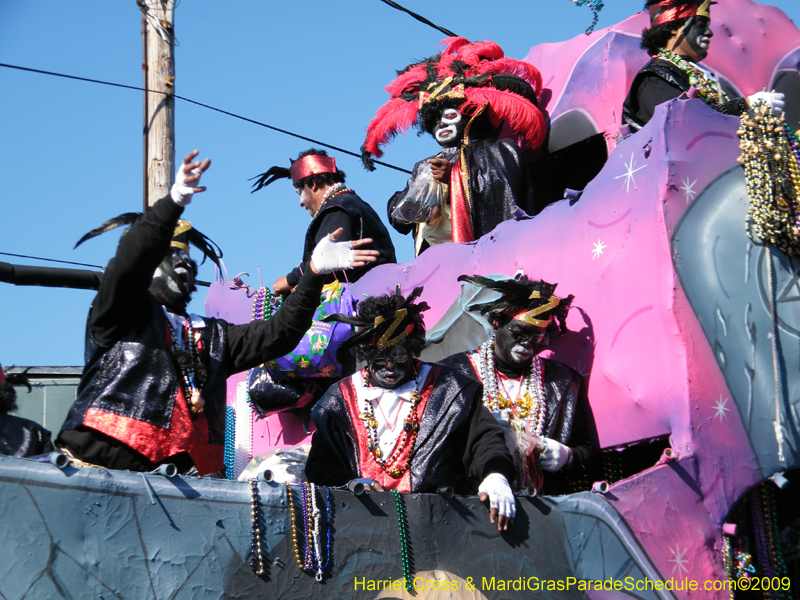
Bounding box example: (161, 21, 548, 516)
(2, 0, 800, 598)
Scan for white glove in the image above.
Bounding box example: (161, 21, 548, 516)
(170, 165, 201, 206)
(310, 234, 355, 274)
(748, 92, 785, 117)
(539, 438, 571, 472)
(478, 472, 516, 519)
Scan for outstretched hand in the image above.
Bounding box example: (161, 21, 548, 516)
(309, 228, 380, 275)
(171, 149, 211, 206)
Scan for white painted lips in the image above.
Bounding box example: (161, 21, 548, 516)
(435, 125, 457, 143)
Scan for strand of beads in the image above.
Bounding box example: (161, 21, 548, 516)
(322, 182, 354, 203)
(656, 49, 727, 105)
(286, 483, 306, 571)
(249, 479, 265, 576)
(224, 406, 236, 480)
(166, 317, 205, 414)
(392, 490, 413, 591)
(300, 482, 314, 571)
(477, 337, 501, 410)
(523, 357, 546, 436)
(739, 104, 800, 256)
(310, 485, 333, 581)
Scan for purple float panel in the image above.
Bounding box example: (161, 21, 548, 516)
(350, 97, 800, 597)
(526, 0, 800, 155)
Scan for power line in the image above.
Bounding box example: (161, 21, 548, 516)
(0, 251, 103, 270)
(378, 0, 457, 37)
(0, 62, 412, 175)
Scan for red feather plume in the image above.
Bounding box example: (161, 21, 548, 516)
(385, 62, 429, 97)
(475, 58, 543, 95)
(363, 97, 421, 158)
(461, 87, 546, 150)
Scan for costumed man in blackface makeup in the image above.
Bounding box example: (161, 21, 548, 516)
(305, 288, 517, 530)
(0, 365, 54, 458)
(439, 275, 595, 496)
(56, 150, 380, 476)
(361, 38, 546, 256)
(251, 149, 396, 295)
(623, 0, 785, 131)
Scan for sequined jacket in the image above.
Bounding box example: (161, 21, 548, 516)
(305, 364, 514, 494)
(0, 413, 54, 458)
(623, 57, 748, 131)
(438, 353, 595, 495)
(286, 191, 396, 287)
(388, 138, 533, 251)
(58, 196, 326, 475)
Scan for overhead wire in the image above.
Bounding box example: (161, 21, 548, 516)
(0, 62, 412, 175)
(377, 0, 457, 37)
(0, 251, 104, 270)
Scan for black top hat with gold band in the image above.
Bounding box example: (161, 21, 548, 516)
(458, 274, 570, 329)
(324, 286, 429, 363)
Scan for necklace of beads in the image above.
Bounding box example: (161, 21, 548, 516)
(309, 483, 332, 581)
(248, 479, 265, 576)
(286, 483, 305, 571)
(738, 105, 800, 256)
(359, 367, 422, 479)
(477, 338, 546, 433)
(656, 48, 728, 106)
(322, 182, 354, 204)
(166, 315, 206, 414)
(300, 482, 314, 570)
(392, 489, 413, 591)
(285, 482, 333, 581)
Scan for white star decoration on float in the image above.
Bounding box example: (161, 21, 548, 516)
(668, 544, 690, 575)
(592, 240, 606, 260)
(614, 153, 647, 193)
(680, 177, 697, 202)
(713, 396, 731, 422)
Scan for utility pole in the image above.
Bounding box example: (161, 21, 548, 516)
(139, 0, 175, 210)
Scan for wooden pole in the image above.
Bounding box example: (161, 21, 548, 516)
(139, 0, 175, 209)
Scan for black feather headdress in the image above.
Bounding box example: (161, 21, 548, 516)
(250, 166, 291, 193)
(74, 213, 222, 268)
(458, 274, 571, 329)
(324, 286, 429, 361)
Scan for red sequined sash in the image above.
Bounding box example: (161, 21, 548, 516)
(449, 156, 475, 243)
(84, 386, 223, 475)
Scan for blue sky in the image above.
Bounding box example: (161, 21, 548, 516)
(1, 0, 798, 366)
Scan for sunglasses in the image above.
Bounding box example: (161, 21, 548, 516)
(370, 350, 411, 369)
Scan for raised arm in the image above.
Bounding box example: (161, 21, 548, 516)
(90, 151, 210, 346)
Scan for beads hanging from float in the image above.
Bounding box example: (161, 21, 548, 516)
(739, 104, 800, 257)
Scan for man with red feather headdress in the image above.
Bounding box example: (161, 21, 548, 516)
(362, 38, 547, 256)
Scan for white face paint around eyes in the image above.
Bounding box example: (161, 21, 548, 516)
(440, 109, 462, 125)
